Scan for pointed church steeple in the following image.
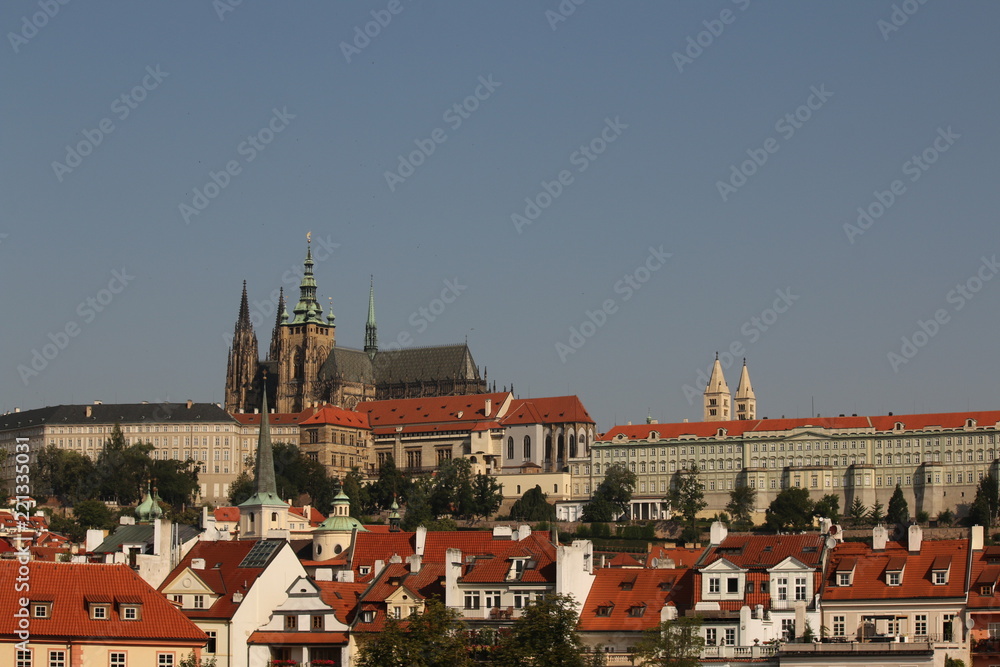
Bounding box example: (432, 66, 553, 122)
(703, 353, 731, 422)
(734, 358, 756, 420)
(289, 236, 324, 325)
(267, 287, 285, 362)
(365, 275, 378, 360)
(224, 281, 260, 413)
(238, 388, 288, 539)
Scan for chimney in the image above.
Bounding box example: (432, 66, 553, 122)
(710, 521, 728, 546)
(192, 558, 206, 570)
(873, 524, 888, 551)
(315, 568, 333, 582)
(85, 405, 92, 418)
(484, 398, 492, 418)
(908, 524, 923, 553)
(407, 553, 422, 573)
(972, 525, 985, 551)
(186, 399, 193, 409)
(517, 524, 531, 541)
(415, 525, 427, 557)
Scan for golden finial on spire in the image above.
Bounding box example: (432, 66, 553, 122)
(306, 231, 312, 244)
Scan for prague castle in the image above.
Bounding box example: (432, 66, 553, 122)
(225, 239, 488, 414)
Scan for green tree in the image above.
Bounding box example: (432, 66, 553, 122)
(765, 487, 814, 531)
(94, 424, 153, 505)
(813, 494, 841, 522)
(227, 468, 254, 506)
(72, 499, 116, 531)
(179, 653, 217, 667)
(634, 616, 705, 667)
(271, 442, 338, 514)
(668, 466, 706, 533)
(937, 508, 955, 525)
(355, 599, 472, 667)
(887, 484, 909, 524)
(342, 467, 372, 518)
(971, 473, 1000, 526)
(510, 485, 557, 522)
(401, 476, 435, 531)
(868, 500, 885, 526)
(33, 445, 97, 505)
(370, 456, 411, 510)
(726, 485, 756, 529)
(470, 473, 503, 523)
(848, 497, 868, 524)
(493, 595, 586, 667)
(431, 458, 476, 519)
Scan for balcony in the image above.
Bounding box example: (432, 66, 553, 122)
(972, 638, 1000, 654)
(780, 639, 936, 657)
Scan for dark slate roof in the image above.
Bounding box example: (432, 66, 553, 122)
(0, 403, 238, 430)
(320, 347, 375, 384)
(92, 523, 200, 554)
(370, 344, 481, 384)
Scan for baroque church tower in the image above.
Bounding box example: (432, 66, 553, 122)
(238, 389, 289, 540)
(364, 276, 377, 360)
(703, 353, 731, 421)
(273, 239, 336, 413)
(224, 281, 259, 413)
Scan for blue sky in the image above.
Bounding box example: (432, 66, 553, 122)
(3, 1, 999, 430)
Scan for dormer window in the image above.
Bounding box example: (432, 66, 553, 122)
(887, 572, 901, 586)
(362, 610, 375, 623)
(932, 555, 951, 585)
(121, 605, 141, 621)
(628, 604, 646, 618)
(32, 602, 52, 618)
(359, 566, 371, 576)
(982, 585, 993, 596)
(90, 604, 110, 620)
(596, 604, 613, 617)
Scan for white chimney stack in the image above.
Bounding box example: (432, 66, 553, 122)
(908, 524, 923, 553)
(873, 524, 888, 551)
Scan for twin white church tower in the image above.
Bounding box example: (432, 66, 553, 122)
(703, 355, 756, 422)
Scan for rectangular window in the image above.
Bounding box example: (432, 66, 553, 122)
(464, 591, 480, 610)
(915, 614, 927, 637)
(91, 605, 108, 620)
(485, 590, 502, 608)
(122, 606, 138, 620)
(725, 628, 736, 645)
(193, 595, 204, 609)
(777, 577, 788, 600)
(709, 577, 720, 593)
(833, 615, 845, 636)
(934, 571, 947, 585)
(781, 619, 795, 640)
(705, 628, 717, 646)
(205, 631, 217, 653)
(285, 615, 297, 630)
(888, 572, 901, 586)
(47, 651, 66, 667)
(727, 578, 739, 594)
(157, 656, 174, 667)
(110, 653, 127, 667)
(838, 572, 850, 586)
(794, 577, 807, 600)
(16, 649, 32, 667)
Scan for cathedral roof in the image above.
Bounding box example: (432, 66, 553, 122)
(0, 403, 236, 430)
(371, 343, 481, 384)
(319, 347, 375, 384)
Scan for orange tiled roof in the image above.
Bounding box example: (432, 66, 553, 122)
(358, 393, 511, 428)
(503, 396, 595, 425)
(316, 580, 367, 624)
(300, 405, 371, 429)
(645, 546, 704, 569)
(231, 410, 312, 426)
(214, 507, 240, 522)
(823, 538, 969, 601)
(248, 631, 348, 644)
(579, 568, 692, 632)
(965, 546, 1000, 609)
(0, 561, 207, 643)
(703, 534, 825, 569)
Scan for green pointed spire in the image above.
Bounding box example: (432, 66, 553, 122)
(364, 275, 378, 360)
(239, 389, 285, 508)
(288, 235, 324, 325)
(135, 480, 156, 522)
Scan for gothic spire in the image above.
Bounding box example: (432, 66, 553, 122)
(365, 275, 378, 360)
(267, 287, 285, 362)
(237, 280, 252, 332)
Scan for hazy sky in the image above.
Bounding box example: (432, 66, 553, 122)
(3, 1, 999, 431)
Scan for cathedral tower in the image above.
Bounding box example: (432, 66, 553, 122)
(703, 353, 731, 421)
(239, 390, 289, 540)
(224, 281, 260, 413)
(734, 359, 756, 420)
(275, 237, 336, 413)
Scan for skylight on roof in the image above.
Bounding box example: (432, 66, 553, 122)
(239, 540, 281, 568)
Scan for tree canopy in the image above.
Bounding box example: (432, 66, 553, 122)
(634, 616, 705, 667)
(725, 485, 756, 529)
(510, 485, 557, 522)
(493, 595, 587, 667)
(583, 463, 636, 522)
(765, 487, 814, 531)
(813, 494, 841, 522)
(668, 466, 706, 532)
(355, 599, 473, 667)
(887, 484, 909, 524)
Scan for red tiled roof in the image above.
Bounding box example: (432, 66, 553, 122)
(608, 553, 644, 568)
(600, 410, 1000, 443)
(967, 546, 1000, 608)
(214, 507, 240, 522)
(316, 581, 367, 625)
(354, 562, 447, 632)
(0, 561, 207, 643)
(159, 540, 280, 619)
(358, 393, 511, 428)
(645, 546, 704, 569)
(824, 538, 969, 601)
(300, 405, 371, 429)
(703, 534, 825, 569)
(232, 410, 312, 426)
(502, 396, 595, 425)
(248, 631, 348, 644)
(579, 568, 692, 632)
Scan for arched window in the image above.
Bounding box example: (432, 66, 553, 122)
(545, 436, 553, 461)
(507, 437, 514, 460)
(523, 435, 532, 460)
(271, 512, 278, 522)
(594, 463, 601, 475)
(569, 434, 577, 458)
